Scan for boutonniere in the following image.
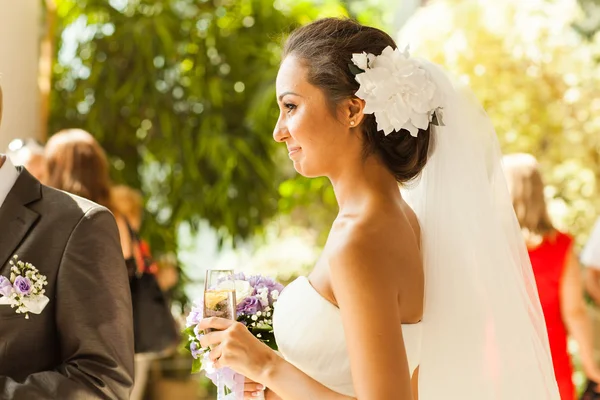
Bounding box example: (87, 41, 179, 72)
(0, 255, 49, 319)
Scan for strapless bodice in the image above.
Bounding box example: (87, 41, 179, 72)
(272, 276, 422, 396)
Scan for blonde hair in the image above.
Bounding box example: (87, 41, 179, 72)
(111, 185, 143, 226)
(503, 153, 555, 246)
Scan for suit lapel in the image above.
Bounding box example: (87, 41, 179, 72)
(0, 168, 41, 273)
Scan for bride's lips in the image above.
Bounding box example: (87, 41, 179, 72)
(288, 146, 301, 158)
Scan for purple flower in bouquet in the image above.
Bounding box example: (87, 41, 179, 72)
(193, 324, 204, 341)
(13, 276, 33, 296)
(259, 277, 284, 292)
(215, 272, 246, 288)
(237, 295, 263, 315)
(0, 276, 12, 297)
(186, 305, 203, 328)
(250, 276, 284, 306)
(232, 272, 247, 281)
(190, 341, 203, 359)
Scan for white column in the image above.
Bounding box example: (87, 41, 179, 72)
(0, 0, 41, 151)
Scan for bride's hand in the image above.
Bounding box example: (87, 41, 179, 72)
(197, 317, 278, 383)
(242, 377, 283, 400)
(264, 390, 283, 400)
(243, 377, 265, 399)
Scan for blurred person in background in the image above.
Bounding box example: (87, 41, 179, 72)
(45, 130, 179, 400)
(45, 129, 140, 267)
(110, 185, 179, 292)
(45, 129, 114, 210)
(504, 153, 600, 399)
(110, 184, 149, 278)
(110, 184, 179, 400)
(7, 137, 47, 182)
(582, 217, 600, 398)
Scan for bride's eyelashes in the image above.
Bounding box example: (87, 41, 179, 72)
(284, 102, 297, 113)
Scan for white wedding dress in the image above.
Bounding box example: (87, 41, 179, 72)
(273, 276, 422, 397)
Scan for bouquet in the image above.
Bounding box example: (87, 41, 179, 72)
(183, 273, 284, 378)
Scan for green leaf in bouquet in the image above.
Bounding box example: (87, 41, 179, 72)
(253, 323, 273, 331)
(182, 326, 196, 338)
(191, 357, 203, 374)
(263, 338, 279, 351)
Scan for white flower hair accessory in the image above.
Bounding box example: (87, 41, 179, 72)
(349, 46, 444, 137)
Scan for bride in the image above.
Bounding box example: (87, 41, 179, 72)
(198, 18, 560, 399)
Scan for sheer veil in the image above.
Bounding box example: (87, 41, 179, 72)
(401, 61, 560, 399)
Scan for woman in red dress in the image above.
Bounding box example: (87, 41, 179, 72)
(504, 153, 600, 399)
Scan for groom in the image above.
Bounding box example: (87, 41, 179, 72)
(0, 87, 134, 399)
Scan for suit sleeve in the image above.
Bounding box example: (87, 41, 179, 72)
(0, 206, 135, 400)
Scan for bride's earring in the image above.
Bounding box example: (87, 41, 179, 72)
(350, 121, 355, 127)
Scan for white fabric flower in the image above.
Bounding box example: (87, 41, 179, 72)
(351, 52, 376, 71)
(351, 46, 442, 136)
(233, 280, 253, 304)
(216, 279, 253, 305)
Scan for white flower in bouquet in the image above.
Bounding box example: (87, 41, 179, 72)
(215, 279, 253, 305)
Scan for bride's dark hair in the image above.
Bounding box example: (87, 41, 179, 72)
(283, 18, 432, 183)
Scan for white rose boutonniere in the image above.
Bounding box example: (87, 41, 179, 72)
(0, 255, 49, 319)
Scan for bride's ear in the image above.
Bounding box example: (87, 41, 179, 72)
(342, 97, 366, 129)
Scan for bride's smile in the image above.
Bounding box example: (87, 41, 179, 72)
(273, 55, 367, 180)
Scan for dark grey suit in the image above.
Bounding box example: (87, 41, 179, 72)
(0, 168, 134, 399)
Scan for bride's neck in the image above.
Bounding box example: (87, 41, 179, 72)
(329, 155, 401, 213)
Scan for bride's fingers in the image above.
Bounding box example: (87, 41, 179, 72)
(208, 344, 222, 362)
(197, 317, 234, 331)
(244, 381, 265, 392)
(244, 389, 265, 399)
(243, 377, 265, 399)
(198, 330, 224, 348)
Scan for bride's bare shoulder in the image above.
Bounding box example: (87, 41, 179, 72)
(326, 202, 424, 321)
(327, 205, 424, 321)
(328, 205, 421, 280)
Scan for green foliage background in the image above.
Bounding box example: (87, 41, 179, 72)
(47, 0, 600, 283)
(47, 0, 388, 305)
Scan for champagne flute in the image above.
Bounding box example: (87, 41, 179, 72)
(204, 269, 237, 399)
